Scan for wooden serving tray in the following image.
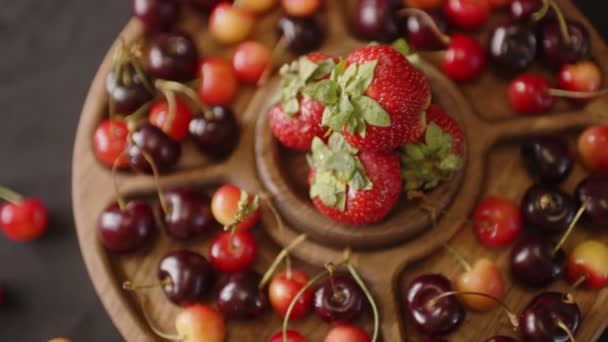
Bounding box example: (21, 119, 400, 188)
(72, 1, 608, 341)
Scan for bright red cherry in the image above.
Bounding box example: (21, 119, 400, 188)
(442, 34, 486, 81)
(578, 125, 608, 173)
(198, 57, 238, 106)
(0, 190, 48, 242)
(209, 230, 257, 273)
(473, 196, 522, 248)
(558, 61, 602, 103)
(269, 330, 306, 342)
(508, 73, 556, 114)
(149, 98, 193, 141)
(281, 0, 323, 17)
(175, 305, 226, 342)
(444, 0, 490, 31)
(211, 184, 260, 230)
(232, 41, 272, 85)
(209, 3, 255, 45)
(567, 240, 608, 289)
(269, 270, 312, 319)
(93, 119, 129, 169)
(324, 325, 371, 342)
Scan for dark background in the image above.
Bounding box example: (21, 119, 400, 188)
(0, 1, 606, 341)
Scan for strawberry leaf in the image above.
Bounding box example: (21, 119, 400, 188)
(355, 96, 391, 128)
(392, 39, 411, 57)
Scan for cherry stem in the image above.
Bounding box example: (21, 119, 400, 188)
(139, 150, 169, 216)
(552, 198, 591, 255)
(556, 320, 576, 342)
(549, 0, 571, 45)
(398, 8, 451, 47)
(159, 88, 177, 134)
(261, 192, 285, 232)
(155, 79, 214, 120)
(570, 274, 587, 292)
(0, 186, 24, 204)
(325, 263, 343, 302)
(122, 278, 173, 291)
(130, 294, 184, 341)
(346, 263, 379, 342)
(124, 101, 153, 131)
(547, 88, 608, 99)
(430, 291, 519, 328)
(258, 234, 308, 289)
(257, 36, 288, 86)
(285, 255, 293, 280)
(532, 0, 550, 21)
(442, 243, 472, 272)
(112, 151, 129, 211)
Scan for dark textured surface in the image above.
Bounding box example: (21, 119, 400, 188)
(0, 1, 606, 341)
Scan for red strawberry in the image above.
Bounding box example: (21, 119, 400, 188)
(401, 104, 464, 191)
(306, 45, 430, 151)
(269, 53, 338, 150)
(308, 133, 402, 225)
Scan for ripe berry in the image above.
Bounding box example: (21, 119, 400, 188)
(444, 0, 490, 31)
(508, 73, 556, 114)
(211, 184, 260, 230)
(578, 125, 608, 173)
(0, 195, 48, 242)
(149, 98, 194, 141)
(198, 57, 238, 106)
(443, 34, 486, 81)
(269, 330, 305, 342)
(93, 119, 129, 169)
(281, 0, 323, 17)
(269, 270, 312, 319)
(209, 3, 255, 45)
(559, 61, 602, 103)
(232, 41, 272, 84)
(132, 0, 179, 32)
(148, 32, 199, 82)
(473, 196, 522, 248)
(208, 230, 257, 273)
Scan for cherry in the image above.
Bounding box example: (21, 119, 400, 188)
(487, 0, 508, 8)
(209, 3, 255, 45)
(281, 0, 323, 17)
(269, 330, 305, 342)
(351, 0, 401, 43)
(485, 337, 517, 342)
(189, 106, 240, 160)
(188, 0, 228, 12)
(217, 271, 268, 319)
(578, 126, 608, 173)
(162, 188, 217, 240)
(174, 305, 226, 342)
(106, 64, 154, 115)
(575, 174, 608, 228)
(521, 135, 574, 185)
(269, 270, 312, 320)
(453, 257, 504, 311)
(313, 272, 365, 324)
(211, 184, 260, 230)
(324, 325, 371, 342)
(509, 0, 542, 21)
(488, 22, 538, 75)
(239, 0, 276, 13)
(442, 34, 486, 81)
(97, 200, 157, 253)
(197, 57, 238, 106)
(508, 73, 556, 114)
(559, 61, 603, 104)
(519, 292, 580, 342)
(277, 16, 325, 55)
(0, 188, 48, 242)
(93, 119, 130, 169)
(473, 196, 522, 248)
(232, 41, 272, 84)
(541, 20, 590, 69)
(157, 249, 215, 306)
(566, 240, 608, 289)
(404, 273, 465, 336)
(132, 0, 179, 32)
(209, 230, 257, 273)
(510, 233, 566, 288)
(403, 10, 449, 51)
(444, 0, 490, 31)
(149, 98, 194, 141)
(521, 184, 576, 235)
(127, 123, 181, 174)
(148, 32, 199, 82)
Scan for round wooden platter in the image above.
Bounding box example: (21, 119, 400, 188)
(72, 1, 608, 341)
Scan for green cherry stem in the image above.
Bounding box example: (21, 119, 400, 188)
(548, 0, 571, 45)
(130, 293, 184, 341)
(552, 198, 591, 255)
(346, 263, 379, 342)
(139, 150, 169, 216)
(547, 88, 608, 99)
(259, 234, 308, 289)
(430, 291, 519, 328)
(0, 186, 24, 204)
(397, 8, 451, 46)
(112, 151, 129, 211)
(257, 36, 287, 86)
(155, 79, 214, 120)
(532, 0, 550, 21)
(442, 243, 472, 272)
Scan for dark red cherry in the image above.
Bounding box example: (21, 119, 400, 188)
(98, 200, 157, 253)
(217, 271, 267, 320)
(404, 10, 449, 51)
(488, 22, 537, 75)
(541, 20, 590, 69)
(521, 135, 574, 185)
(313, 272, 365, 324)
(521, 184, 576, 235)
(132, 0, 179, 32)
(106, 65, 154, 115)
(575, 174, 608, 229)
(519, 292, 580, 342)
(127, 123, 181, 174)
(404, 273, 465, 336)
(509, 0, 542, 21)
(148, 32, 199, 82)
(162, 188, 217, 240)
(351, 0, 401, 43)
(485, 337, 517, 342)
(277, 16, 325, 55)
(189, 106, 239, 160)
(158, 249, 215, 306)
(510, 234, 565, 288)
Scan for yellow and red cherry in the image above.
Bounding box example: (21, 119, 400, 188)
(269, 270, 312, 319)
(232, 41, 272, 85)
(281, 0, 323, 17)
(209, 230, 257, 273)
(93, 119, 129, 169)
(473, 196, 522, 248)
(175, 304, 226, 342)
(567, 240, 608, 289)
(238, 0, 277, 13)
(403, 0, 445, 10)
(578, 125, 608, 173)
(444, 0, 490, 31)
(508, 73, 556, 114)
(149, 98, 194, 142)
(209, 3, 255, 45)
(269, 330, 305, 342)
(198, 57, 238, 106)
(211, 184, 260, 230)
(98, 200, 157, 253)
(132, 0, 179, 32)
(442, 34, 487, 82)
(454, 258, 505, 311)
(324, 325, 371, 342)
(0, 187, 48, 242)
(558, 61, 603, 104)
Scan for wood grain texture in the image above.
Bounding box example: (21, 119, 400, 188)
(72, 1, 608, 341)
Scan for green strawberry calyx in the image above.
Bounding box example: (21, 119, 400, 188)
(307, 133, 372, 211)
(303, 58, 391, 137)
(400, 122, 464, 192)
(392, 38, 422, 68)
(275, 56, 336, 116)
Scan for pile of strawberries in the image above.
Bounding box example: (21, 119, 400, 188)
(268, 41, 465, 225)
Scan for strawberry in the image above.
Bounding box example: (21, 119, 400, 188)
(400, 104, 464, 191)
(269, 53, 337, 150)
(305, 44, 431, 151)
(308, 133, 402, 225)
